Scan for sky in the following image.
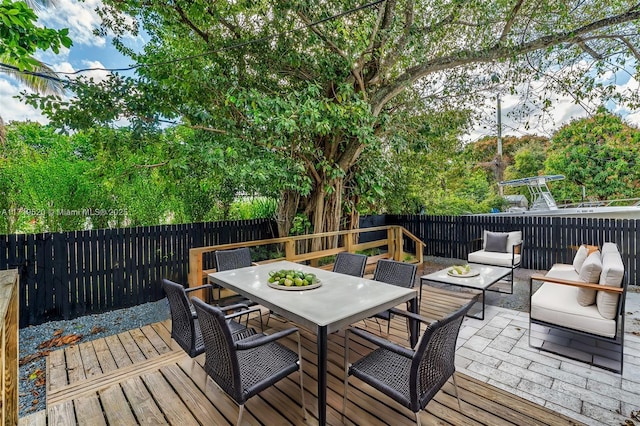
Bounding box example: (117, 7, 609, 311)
(2, 0, 639, 142)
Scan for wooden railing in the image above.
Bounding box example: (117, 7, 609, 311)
(1, 269, 19, 426)
(188, 225, 425, 287)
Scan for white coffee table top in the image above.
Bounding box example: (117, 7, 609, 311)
(421, 263, 511, 290)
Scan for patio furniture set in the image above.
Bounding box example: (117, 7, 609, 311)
(163, 234, 628, 425)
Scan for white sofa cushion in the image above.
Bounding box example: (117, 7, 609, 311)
(468, 250, 520, 268)
(572, 245, 588, 273)
(576, 251, 602, 306)
(601, 242, 619, 255)
(596, 247, 625, 320)
(531, 282, 616, 338)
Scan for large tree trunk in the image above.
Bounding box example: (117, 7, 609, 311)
(276, 190, 299, 238)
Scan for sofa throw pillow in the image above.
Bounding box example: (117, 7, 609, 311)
(485, 232, 508, 253)
(576, 251, 602, 306)
(596, 249, 625, 320)
(572, 245, 589, 273)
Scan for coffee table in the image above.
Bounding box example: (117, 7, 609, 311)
(209, 260, 418, 425)
(420, 264, 512, 320)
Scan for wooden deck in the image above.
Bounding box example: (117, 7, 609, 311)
(20, 286, 582, 425)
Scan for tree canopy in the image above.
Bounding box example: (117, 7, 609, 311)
(24, 1, 640, 237)
(545, 109, 640, 202)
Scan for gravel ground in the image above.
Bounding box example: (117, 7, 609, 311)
(18, 299, 170, 418)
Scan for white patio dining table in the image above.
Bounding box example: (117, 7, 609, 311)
(208, 260, 418, 426)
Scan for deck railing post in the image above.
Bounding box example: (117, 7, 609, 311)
(1, 269, 19, 426)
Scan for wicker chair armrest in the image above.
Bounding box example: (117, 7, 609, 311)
(224, 306, 264, 332)
(388, 308, 433, 325)
(185, 284, 213, 293)
(224, 306, 261, 320)
(530, 274, 623, 294)
(222, 303, 250, 312)
(347, 327, 413, 359)
(235, 328, 298, 350)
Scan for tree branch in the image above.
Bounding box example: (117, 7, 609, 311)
(617, 36, 640, 61)
(173, 4, 209, 43)
(575, 37, 604, 60)
(371, 8, 640, 116)
(189, 125, 227, 134)
(498, 0, 525, 45)
(373, 1, 416, 84)
(297, 10, 348, 58)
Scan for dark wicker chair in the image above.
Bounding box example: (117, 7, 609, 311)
(332, 252, 367, 277)
(343, 299, 475, 425)
(192, 297, 307, 425)
(371, 259, 417, 334)
(162, 279, 259, 357)
(214, 247, 258, 304)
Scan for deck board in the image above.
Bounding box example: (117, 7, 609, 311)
(28, 286, 582, 425)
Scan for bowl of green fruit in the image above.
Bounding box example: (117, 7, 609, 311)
(447, 264, 479, 278)
(267, 269, 322, 290)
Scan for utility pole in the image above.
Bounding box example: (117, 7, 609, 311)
(496, 94, 504, 196)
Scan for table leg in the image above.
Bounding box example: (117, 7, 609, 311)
(317, 326, 328, 425)
(408, 297, 419, 348)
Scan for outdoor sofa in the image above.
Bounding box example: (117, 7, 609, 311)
(529, 242, 627, 373)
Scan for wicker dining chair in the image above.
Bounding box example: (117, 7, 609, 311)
(371, 259, 418, 334)
(192, 297, 307, 426)
(162, 279, 259, 357)
(343, 299, 475, 426)
(213, 247, 258, 304)
(332, 252, 367, 277)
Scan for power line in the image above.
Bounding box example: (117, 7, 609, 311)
(1, 0, 385, 82)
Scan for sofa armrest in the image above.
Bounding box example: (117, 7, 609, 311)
(530, 274, 623, 294)
(512, 241, 523, 255)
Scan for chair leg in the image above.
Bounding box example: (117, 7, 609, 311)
(296, 334, 307, 419)
(236, 404, 244, 426)
(415, 411, 422, 426)
(452, 373, 463, 412)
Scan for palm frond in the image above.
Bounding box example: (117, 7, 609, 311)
(0, 55, 65, 95)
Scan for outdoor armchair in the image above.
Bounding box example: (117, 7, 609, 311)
(343, 299, 475, 426)
(192, 297, 307, 426)
(468, 230, 523, 291)
(332, 252, 367, 277)
(371, 259, 417, 334)
(162, 279, 260, 357)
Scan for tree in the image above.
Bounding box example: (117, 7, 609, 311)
(544, 110, 640, 202)
(0, 0, 72, 141)
(25, 1, 640, 238)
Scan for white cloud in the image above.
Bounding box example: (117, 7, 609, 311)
(79, 60, 110, 81)
(39, 0, 106, 47)
(0, 78, 48, 123)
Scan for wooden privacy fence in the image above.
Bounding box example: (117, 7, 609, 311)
(1, 220, 276, 327)
(2, 213, 639, 328)
(389, 214, 639, 284)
